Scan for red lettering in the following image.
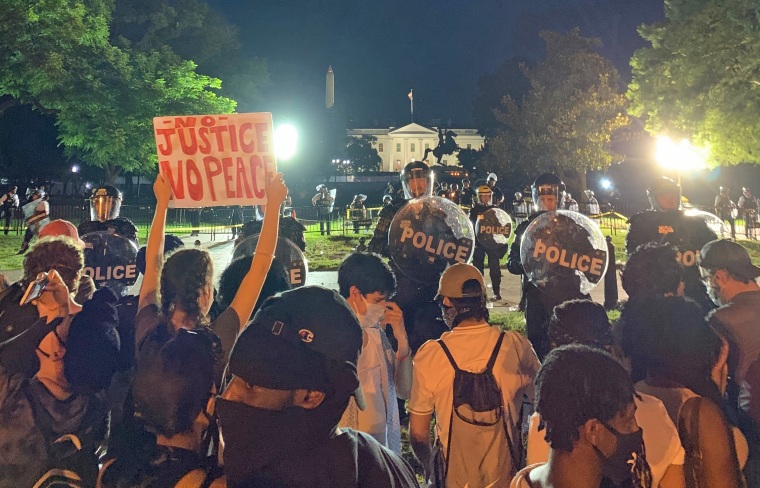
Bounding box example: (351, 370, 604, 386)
(155, 129, 175, 155)
(209, 125, 229, 152)
(178, 127, 198, 155)
(175, 117, 197, 128)
(222, 157, 235, 199)
(186, 160, 204, 201)
(240, 123, 255, 152)
(159, 161, 185, 199)
(202, 157, 222, 201)
(255, 123, 271, 152)
(235, 157, 253, 198)
(250, 155, 265, 199)
(198, 127, 211, 154)
(228, 125, 239, 152)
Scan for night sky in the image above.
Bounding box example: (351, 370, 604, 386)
(208, 0, 665, 127)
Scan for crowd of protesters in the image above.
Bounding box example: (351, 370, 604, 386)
(0, 162, 759, 488)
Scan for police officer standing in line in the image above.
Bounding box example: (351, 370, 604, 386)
(0, 186, 19, 235)
(508, 173, 587, 359)
(714, 186, 737, 239)
(437, 182, 450, 198)
(486, 173, 504, 207)
(626, 176, 717, 312)
(369, 161, 446, 353)
(312, 184, 334, 235)
(470, 185, 507, 301)
(738, 187, 758, 240)
(459, 179, 475, 208)
(78, 185, 139, 245)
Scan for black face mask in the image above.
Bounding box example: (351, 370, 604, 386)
(594, 422, 644, 485)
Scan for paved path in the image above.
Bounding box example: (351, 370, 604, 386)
(3, 232, 628, 313)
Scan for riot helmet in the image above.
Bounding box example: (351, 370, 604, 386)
(90, 185, 122, 222)
(719, 186, 728, 195)
(487, 173, 498, 186)
(743, 187, 752, 197)
(647, 177, 681, 210)
(462, 179, 471, 187)
(382, 194, 392, 205)
(531, 173, 565, 212)
(353, 194, 367, 203)
(316, 184, 328, 192)
(400, 161, 434, 199)
(477, 185, 493, 205)
(514, 192, 523, 201)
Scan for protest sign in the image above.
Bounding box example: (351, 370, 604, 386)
(154, 113, 277, 208)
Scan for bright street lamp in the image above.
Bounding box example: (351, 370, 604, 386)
(274, 124, 298, 161)
(655, 136, 709, 185)
(600, 178, 612, 190)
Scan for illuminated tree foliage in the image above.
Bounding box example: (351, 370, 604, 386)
(344, 135, 382, 173)
(483, 29, 628, 185)
(0, 0, 241, 180)
(628, 0, 760, 165)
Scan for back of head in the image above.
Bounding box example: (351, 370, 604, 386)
(337, 252, 395, 298)
(618, 297, 723, 401)
(136, 234, 184, 276)
(647, 177, 681, 211)
(548, 299, 612, 349)
(23, 237, 84, 291)
(400, 161, 433, 199)
(536, 344, 633, 452)
(622, 243, 682, 299)
(217, 256, 291, 318)
(64, 288, 121, 394)
(437, 263, 488, 326)
(159, 248, 213, 319)
(133, 328, 217, 437)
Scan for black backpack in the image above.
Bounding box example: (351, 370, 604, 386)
(433, 332, 519, 488)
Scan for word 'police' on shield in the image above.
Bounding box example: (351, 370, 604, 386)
(389, 196, 474, 284)
(520, 210, 608, 296)
(476, 207, 513, 250)
(82, 231, 139, 294)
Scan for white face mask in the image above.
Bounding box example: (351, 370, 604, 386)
(359, 295, 386, 328)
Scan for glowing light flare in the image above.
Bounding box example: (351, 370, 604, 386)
(600, 178, 612, 190)
(655, 136, 709, 173)
(274, 124, 298, 161)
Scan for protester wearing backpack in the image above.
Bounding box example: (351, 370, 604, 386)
(409, 263, 541, 487)
(0, 282, 120, 488)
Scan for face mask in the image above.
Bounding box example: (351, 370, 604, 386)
(440, 303, 458, 328)
(358, 296, 386, 328)
(594, 422, 644, 485)
(706, 278, 723, 306)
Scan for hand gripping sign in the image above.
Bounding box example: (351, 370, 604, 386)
(388, 196, 475, 283)
(232, 235, 308, 288)
(475, 208, 513, 251)
(81, 231, 139, 296)
(520, 210, 608, 296)
(154, 113, 277, 208)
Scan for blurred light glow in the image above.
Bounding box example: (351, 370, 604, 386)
(600, 178, 612, 190)
(71, 165, 79, 173)
(655, 136, 709, 172)
(274, 124, 298, 161)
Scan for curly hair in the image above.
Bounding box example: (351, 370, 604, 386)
(622, 243, 683, 299)
(23, 236, 84, 293)
(159, 248, 213, 323)
(536, 344, 634, 452)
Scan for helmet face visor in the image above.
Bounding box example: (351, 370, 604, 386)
(532, 185, 562, 211)
(90, 196, 121, 222)
(402, 169, 433, 198)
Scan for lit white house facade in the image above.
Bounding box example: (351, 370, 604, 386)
(347, 123, 485, 172)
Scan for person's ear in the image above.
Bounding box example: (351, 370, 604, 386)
(348, 286, 366, 314)
(580, 418, 602, 447)
(292, 389, 326, 409)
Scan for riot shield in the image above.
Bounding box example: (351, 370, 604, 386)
(520, 210, 608, 296)
(475, 208, 513, 250)
(81, 231, 139, 296)
(329, 188, 337, 213)
(232, 235, 308, 288)
(388, 196, 475, 283)
(684, 208, 726, 237)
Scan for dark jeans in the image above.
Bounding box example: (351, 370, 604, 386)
(317, 208, 331, 235)
(472, 246, 502, 295)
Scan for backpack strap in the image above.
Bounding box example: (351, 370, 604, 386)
(486, 332, 506, 372)
(437, 339, 460, 372)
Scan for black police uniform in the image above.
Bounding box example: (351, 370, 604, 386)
(235, 216, 307, 252)
(78, 217, 139, 244)
(626, 209, 717, 312)
(469, 203, 507, 297)
(459, 187, 475, 207)
(490, 185, 504, 208)
(507, 213, 587, 359)
(368, 196, 446, 353)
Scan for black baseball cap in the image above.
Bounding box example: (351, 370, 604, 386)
(699, 239, 760, 282)
(228, 286, 365, 409)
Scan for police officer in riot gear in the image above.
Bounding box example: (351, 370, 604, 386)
(459, 179, 475, 208)
(312, 184, 334, 235)
(470, 185, 506, 301)
(235, 206, 306, 251)
(369, 160, 445, 352)
(626, 176, 717, 312)
(508, 173, 587, 359)
(78, 185, 139, 244)
(487, 173, 504, 207)
(714, 186, 737, 239)
(738, 187, 758, 240)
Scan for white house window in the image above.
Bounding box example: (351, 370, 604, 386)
(378, 143, 384, 152)
(467, 144, 472, 149)
(396, 143, 401, 152)
(424, 143, 430, 149)
(410, 143, 416, 152)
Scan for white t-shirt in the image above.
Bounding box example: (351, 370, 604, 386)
(526, 392, 684, 486)
(408, 324, 540, 454)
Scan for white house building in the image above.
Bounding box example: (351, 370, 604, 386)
(347, 123, 485, 172)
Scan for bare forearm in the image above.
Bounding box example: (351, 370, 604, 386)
(139, 201, 168, 310)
